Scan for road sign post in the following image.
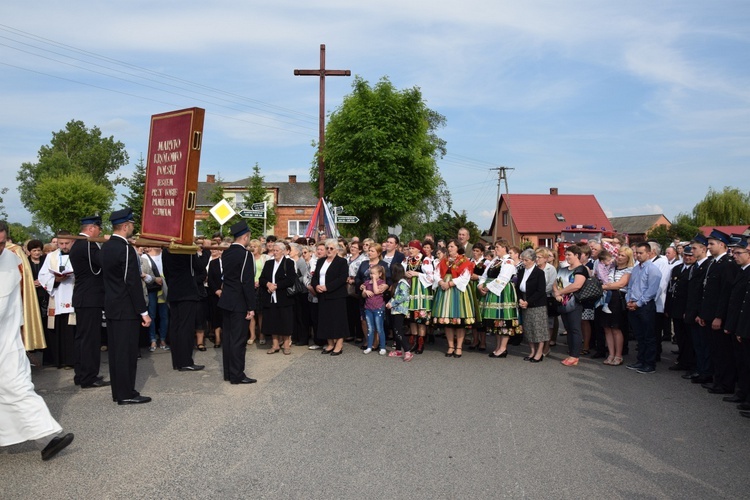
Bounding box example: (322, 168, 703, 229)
(335, 215, 359, 224)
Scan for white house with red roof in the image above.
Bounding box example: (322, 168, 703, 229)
(488, 188, 613, 248)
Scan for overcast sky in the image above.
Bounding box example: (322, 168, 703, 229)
(1, 1, 748, 231)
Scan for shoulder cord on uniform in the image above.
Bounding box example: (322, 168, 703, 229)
(88, 240, 101, 276)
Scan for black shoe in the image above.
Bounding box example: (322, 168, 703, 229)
(723, 395, 743, 403)
(737, 402, 750, 411)
(668, 364, 690, 371)
(708, 387, 733, 395)
(740, 411, 750, 419)
(231, 377, 257, 384)
(682, 372, 700, 380)
(81, 379, 111, 389)
(477, 347, 486, 352)
(488, 350, 508, 358)
(523, 356, 532, 361)
(41, 433, 74, 461)
(529, 355, 544, 363)
(330, 350, 343, 356)
(178, 365, 205, 372)
(691, 376, 713, 384)
(117, 396, 152, 405)
(322, 348, 334, 354)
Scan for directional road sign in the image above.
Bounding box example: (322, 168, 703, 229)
(332, 206, 344, 214)
(251, 202, 266, 211)
(239, 209, 265, 219)
(335, 215, 359, 224)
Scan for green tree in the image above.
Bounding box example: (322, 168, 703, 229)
(424, 210, 481, 245)
(692, 186, 750, 225)
(122, 154, 147, 234)
(17, 120, 128, 227)
(243, 163, 276, 237)
(313, 76, 447, 238)
(33, 172, 114, 233)
(196, 176, 242, 238)
(646, 213, 701, 249)
(0, 187, 7, 220)
(397, 179, 452, 241)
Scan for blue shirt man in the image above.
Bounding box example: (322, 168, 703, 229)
(626, 242, 662, 373)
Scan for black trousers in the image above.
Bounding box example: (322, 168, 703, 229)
(737, 337, 750, 401)
(45, 313, 75, 368)
(711, 326, 737, 391)
(346, 295, 364, 340)
(221, 310, 249, 382)
(74, 307, 103, 386)
(107, 318, 141, 402)
(673, 317, 695, 369)
(169, 301, 197, 369)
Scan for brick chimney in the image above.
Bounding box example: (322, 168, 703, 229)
(550, 187, 558, 195)
(288, 175, 297, 184)
(206, 174, 215, 183)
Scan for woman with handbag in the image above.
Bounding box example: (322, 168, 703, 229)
(553, 245, 588, 366)
(259, 242, 297, 355)
(600, 246, 633, 366)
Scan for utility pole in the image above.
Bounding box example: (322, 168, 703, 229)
(491, 166, 515, 245)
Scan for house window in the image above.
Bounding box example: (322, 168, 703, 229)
(288, 220, 309, 237)
(554, 213, 565, 222)
(539, 237, 553, 248)
(502, 211, 509, 227)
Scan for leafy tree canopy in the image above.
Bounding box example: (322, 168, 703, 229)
(692, 186, 750, 226)
(17, 120, 128, 228)
(313, 76, 447, 238)
(122, 155, 146, 234)
(0, 187, 7, 220)
(243, 163, 276, 238)
(33, 172, 115, 233)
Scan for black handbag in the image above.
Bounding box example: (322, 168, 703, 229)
(574, 274, 603, 304)
(286, 270, 306, 297)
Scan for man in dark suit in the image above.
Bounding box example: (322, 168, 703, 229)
(665, 244, 695, 372)
(683, 234, 711, 383)
(217, 221, 256, 384)
(162, 249, 206, 372)
(101, 208, 152, 405)
(700, 229, 740, 394)
(723, 237, 750, 410)
(69, 215, 109, 389)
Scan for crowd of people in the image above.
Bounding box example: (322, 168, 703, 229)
(3, 210, 750, 463)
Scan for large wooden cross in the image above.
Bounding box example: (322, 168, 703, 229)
(294, 44, 350, 234)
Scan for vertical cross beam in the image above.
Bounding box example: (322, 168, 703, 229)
(294, 44, 350, 236)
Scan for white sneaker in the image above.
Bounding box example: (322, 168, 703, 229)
(379, 349, 387, 356)
(363, 348, 372, 354)
(602, 305, 612, 314)
(308, 345, 321, 350)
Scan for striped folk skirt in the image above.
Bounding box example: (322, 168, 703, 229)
(408, 275, 433, 324)
(432, 274, 476, 327)
(480, 283, 522, 336)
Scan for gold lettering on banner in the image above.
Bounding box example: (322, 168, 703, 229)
(150, 136, 184, 218)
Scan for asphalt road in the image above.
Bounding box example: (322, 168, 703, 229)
(3, 338, 749, 499)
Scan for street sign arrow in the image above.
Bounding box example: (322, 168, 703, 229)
(239, 209, 265, 218)
(251, 202, 266, 211)
(335, 215, 359, 224)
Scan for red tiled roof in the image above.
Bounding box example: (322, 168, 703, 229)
(503, 194, 613, 233)
(699, 225, 750, 237)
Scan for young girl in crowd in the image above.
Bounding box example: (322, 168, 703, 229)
(362, 265, 388, 355)
(386, 264, 414, 361)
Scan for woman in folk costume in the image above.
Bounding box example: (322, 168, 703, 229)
(478, 240, 522, 358)
(467, 241, 488, 351)
(403, 239, 435, 354)
(432, 239, 476, 358)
